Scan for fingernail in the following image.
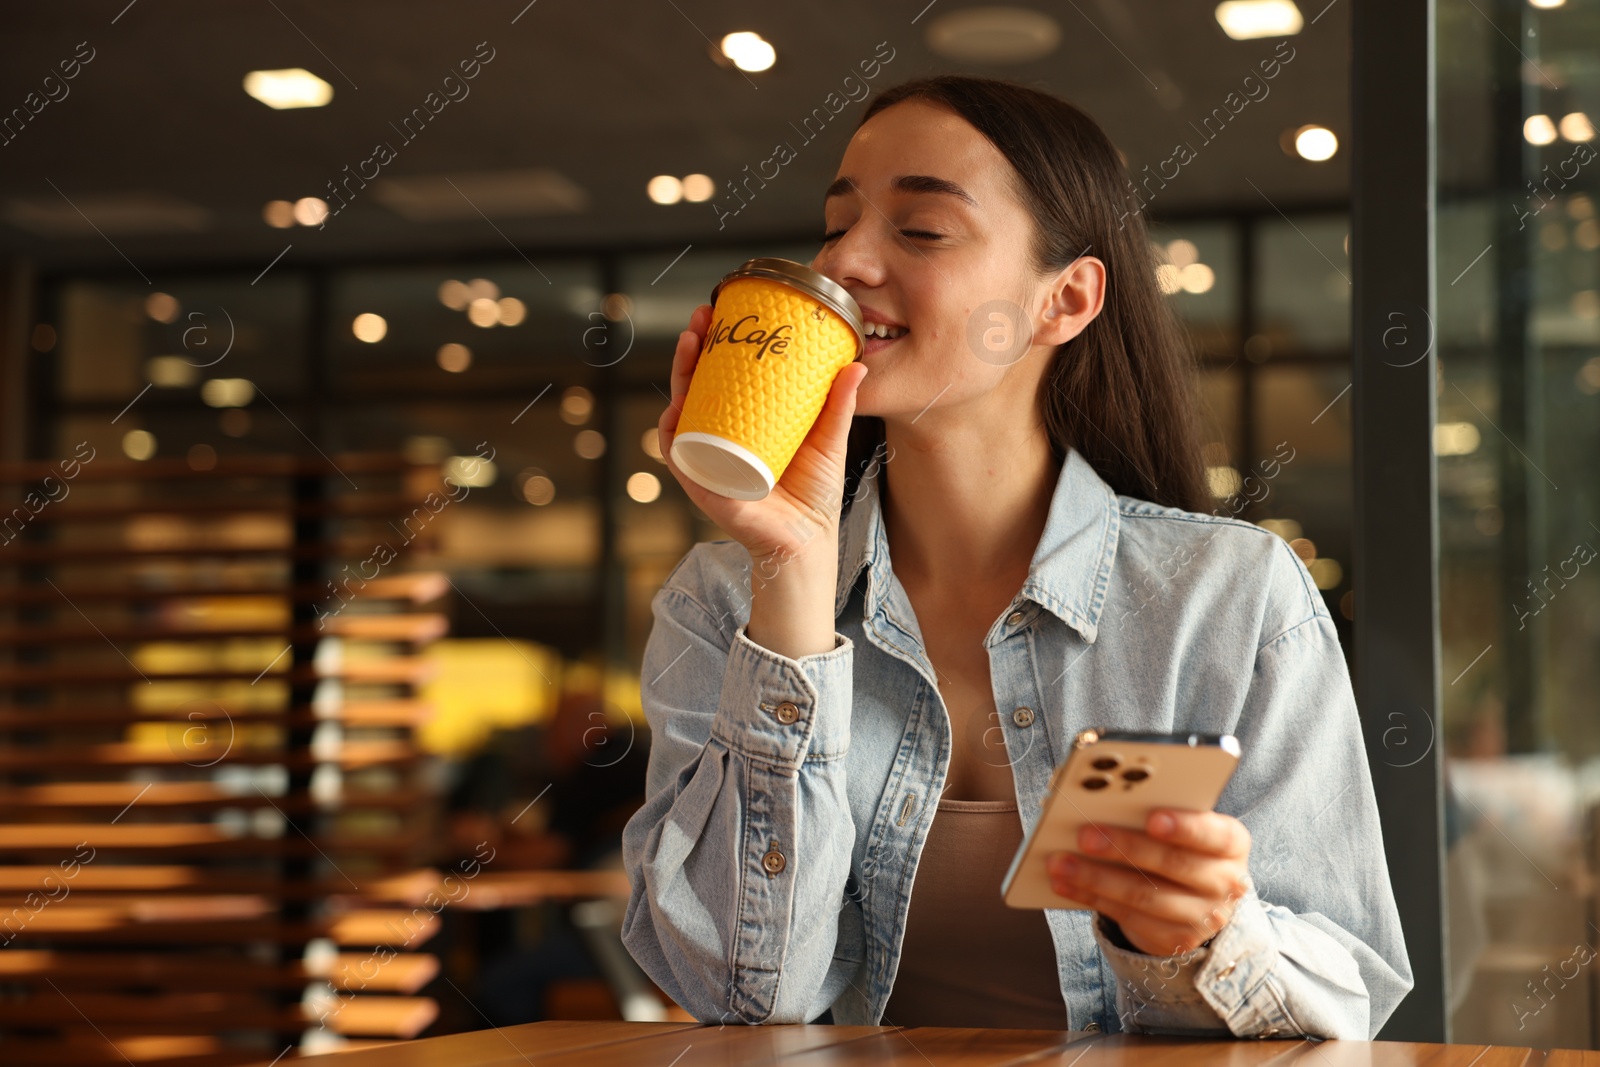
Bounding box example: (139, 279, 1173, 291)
(1150, 812, 1176, 836)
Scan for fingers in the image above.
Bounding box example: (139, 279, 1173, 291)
(1074, 825, 1249, 901)
(1145, 810, 1251, 860)
(800, 362, 868, 461)
(1047, 853, 1238, 954)
(669, 304, 713, 408)
(660, 304, 714, 466)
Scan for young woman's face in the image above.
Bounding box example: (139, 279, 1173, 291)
(812, 99, 1090, 425)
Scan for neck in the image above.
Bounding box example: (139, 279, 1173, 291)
(877, 410, 1061, 595)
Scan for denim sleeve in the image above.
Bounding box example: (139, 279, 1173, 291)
(619, 578, 858, 1024)
(1097, 604, 1414, 1039)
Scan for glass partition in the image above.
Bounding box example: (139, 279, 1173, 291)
(1437, 0, 1600, 1048)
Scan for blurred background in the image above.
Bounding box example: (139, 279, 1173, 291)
(0, 0, 1595, 1062)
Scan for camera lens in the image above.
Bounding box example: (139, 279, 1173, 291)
(1121, 768, 1150, 782)
(1082, 776, 1110, 790)
(1090, 756, 1119, 771)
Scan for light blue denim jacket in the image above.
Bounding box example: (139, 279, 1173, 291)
(621, 446, 1413, 1037)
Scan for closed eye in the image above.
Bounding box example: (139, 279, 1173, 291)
(820, 228, 945, 243)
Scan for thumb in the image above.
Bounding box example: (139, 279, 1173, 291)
(808, 362, 868, 456)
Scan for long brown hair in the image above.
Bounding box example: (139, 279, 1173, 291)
(840, 75, 1210, 515)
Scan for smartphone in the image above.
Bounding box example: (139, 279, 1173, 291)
(1001, 728, 1241, 910)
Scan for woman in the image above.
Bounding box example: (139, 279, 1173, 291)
(621, 75, 1411, 1038)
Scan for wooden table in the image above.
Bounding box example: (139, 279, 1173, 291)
(267, 1020, 1592, 1065)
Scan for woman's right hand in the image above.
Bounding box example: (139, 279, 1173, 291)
(658, 303, 870, 569)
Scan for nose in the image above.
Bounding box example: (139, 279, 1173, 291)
(811, 221, 888, 294)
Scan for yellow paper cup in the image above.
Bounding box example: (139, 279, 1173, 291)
(671, 258, 865, 500)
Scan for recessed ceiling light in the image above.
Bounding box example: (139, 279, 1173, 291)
(682, 174, 715, 202)
(1560, 111, 1594, 141)
(1529, 0, 1566, 8)
(648, 175, 683, 205)
(351, 313, 387, 343)
(925, 7, 1061, 64)
(201, 378, 256, 408)
(1292, 125, 1338, 161)
(243, 68, 334, 109)
(720, 31, 776, 72)
(292, 197, 328, 226)
(1524, 114, 1558, 145)
(1214, 0, 1303, 41)
(262, 200, 295, 228)
(437, 344, 472, 372)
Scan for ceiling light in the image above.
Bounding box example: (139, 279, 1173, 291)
(243, 68, 333, 109)
(925, 8, 1061, 64)
(122, 430, 156, 461)
(1214, 0, 1303, 40)
(497, 297, 527, 326)
(372, 168, 588, 220)
(1524, 114, 1559, 145)
(1179, 263, 1215, 294)
(1293, 125, 1338, 161)
(146, 292, 180, 323)
(627, 472, 662, 503)
(444, 456, 497, 488)
(1165, 239, 1199, 268)
(146, 356, 198, 387)
(351, 313, 387, 343)
(720, 31, 776, 72)
(574, 430, 606, 459)
(436, 343, 471, 372)
(201, 378, 255, 408)
(467, 298, 499, 328)
(682, 174, 715, 202)
(561, 386, 594, 425)
(519, 469, 555, 506)
(1433, 422, 1481, 456)
(438, 280, 469, 310)
(1560, 111, 1595, 141)
(466, 278, 499, 301)
(648, 175, 683, 205)
(262, 200, 295, 228)
(292, 197, 328, 225)
(640, 429, 664, 461)
(1529, 0, 1566, 8)
(1155, 264, 1183, 294)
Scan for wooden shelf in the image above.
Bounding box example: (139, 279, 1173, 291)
(0, 455, 449, 1062)
(0, 615, 448, 646)
(0, 571, 451, 607)
(0, 700, 436, 730)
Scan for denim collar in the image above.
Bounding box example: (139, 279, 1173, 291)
(833, 446, 1121, 643)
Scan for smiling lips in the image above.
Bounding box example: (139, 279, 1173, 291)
(862, 316, 908, 353)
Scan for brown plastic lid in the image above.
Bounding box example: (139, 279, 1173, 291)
(711, 257, 865, 356)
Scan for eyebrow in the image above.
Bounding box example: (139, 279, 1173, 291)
(824, 174, 978, 207)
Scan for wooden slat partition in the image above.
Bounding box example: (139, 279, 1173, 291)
(0, 453, 452, 1065)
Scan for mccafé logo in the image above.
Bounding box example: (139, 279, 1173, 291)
(703, 314, 793, 361)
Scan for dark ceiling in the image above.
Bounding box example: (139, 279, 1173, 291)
(0, 1, 1351, 275)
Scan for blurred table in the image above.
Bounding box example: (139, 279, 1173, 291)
(263, 1019, 1577, 1065)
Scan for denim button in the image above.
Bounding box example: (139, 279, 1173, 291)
(762, 848, 787, 874)
(774, 701, 800, 724)
(1012, 706, 1035, 727)
(1082, 1021, 1101, 1033)
(1007, 610, 1026, 626)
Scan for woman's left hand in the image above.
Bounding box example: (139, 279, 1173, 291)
(1046, 809, 1253, 957)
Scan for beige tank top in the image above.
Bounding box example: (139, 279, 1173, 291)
(881, 797, 1070, 1029)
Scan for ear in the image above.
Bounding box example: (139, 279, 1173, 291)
(1034, 256, 1107, 347)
